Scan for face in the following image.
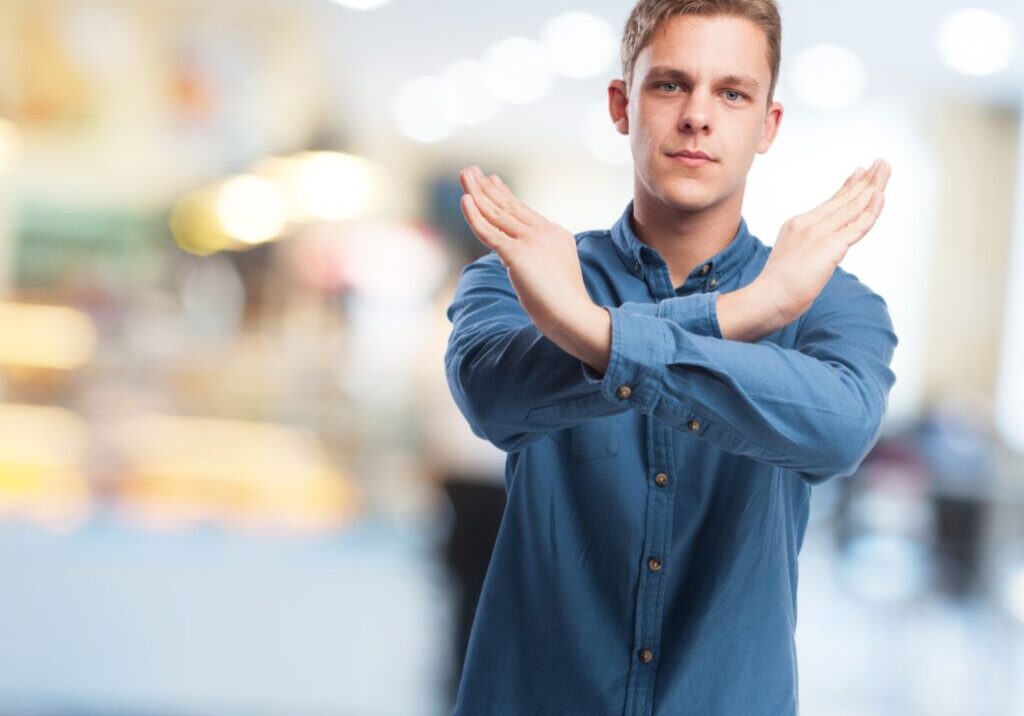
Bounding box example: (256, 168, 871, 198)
(609, 14, 783, 214)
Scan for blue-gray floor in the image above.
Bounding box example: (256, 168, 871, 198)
(0, 506, 1022, 715)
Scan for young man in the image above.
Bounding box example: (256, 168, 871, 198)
(443, 0, 897, 713)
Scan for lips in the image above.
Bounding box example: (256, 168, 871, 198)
(668, 151, 715, 168)
(670, 150, 714, 160)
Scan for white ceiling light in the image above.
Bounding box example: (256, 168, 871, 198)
(483, 37, 555, 105)
(583, 102, 631, 165)
(442, 59, 502, 126)
(541, 11, 617, 80)
(789, 43, 867, 111)
(392, 75, 458, 143)
(936, 8, 1017, 77)
(328, 0, 393, 10)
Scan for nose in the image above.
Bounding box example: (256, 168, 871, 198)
(678, 90, 711, 133)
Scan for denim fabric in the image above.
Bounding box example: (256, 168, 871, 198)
(443, 200, 898, 715)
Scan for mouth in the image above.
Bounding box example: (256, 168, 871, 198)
(668, 150, 716, 168)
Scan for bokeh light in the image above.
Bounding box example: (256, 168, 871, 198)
(541, 11, 617, 80)
(483, 37, 555, 105)
(936, 8, 1018, 76)
(215, 174, 289, 245)
(789, 43, 868, 111)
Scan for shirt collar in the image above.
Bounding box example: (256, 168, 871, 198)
(610, 199, 758, 290)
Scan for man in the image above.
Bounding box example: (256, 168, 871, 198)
(443, 0, 897, 713)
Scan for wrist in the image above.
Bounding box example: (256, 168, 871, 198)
(547, 300, 611, 374)
(716, 282, 790, 342)
(746, 279, 795, 330)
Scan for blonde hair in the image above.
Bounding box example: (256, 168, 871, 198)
(621, 0, 782, 106)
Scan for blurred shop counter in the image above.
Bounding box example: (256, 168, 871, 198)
(0, 512, 451, 716)
(0, 406, 365, 537)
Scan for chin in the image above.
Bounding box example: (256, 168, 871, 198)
(661, 183, 717, 212)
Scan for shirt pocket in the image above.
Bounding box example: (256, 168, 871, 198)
(525, 392, 621, 460)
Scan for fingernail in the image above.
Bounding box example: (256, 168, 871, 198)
(494, 175, 504, 185)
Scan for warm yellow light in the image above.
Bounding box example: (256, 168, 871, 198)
(215, 174, 288, 244)
(0, 302, 97, 370)
(291, 151, 382, 221)
(0, 403, 88, 467)
(0, 119, 20, 174)
(252, 151, 385, 223)
(0, 403, 93, 528)
(170, 188, 236, 256)
(109, 414, 361, 532)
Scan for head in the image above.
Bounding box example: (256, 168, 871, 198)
(610, 0, 784, 216)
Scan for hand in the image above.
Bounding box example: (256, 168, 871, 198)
(754, 159, 891, 324)
(458, 166, 612, 373)
(457, 166, 595, 337)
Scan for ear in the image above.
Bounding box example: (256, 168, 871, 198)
(609, 80, 629, 135)
(756, 100, 784, 154)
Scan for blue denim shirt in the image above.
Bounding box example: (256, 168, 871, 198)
(444, 200, 898, 715)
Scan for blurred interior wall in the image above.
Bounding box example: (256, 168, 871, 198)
(997, 96, 1024, 452)
(0, 172, 10, 293)
(922, 101, 1019, 405)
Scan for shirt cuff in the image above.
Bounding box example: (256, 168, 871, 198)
(615, 291, 722, 338)
(656, 290, 723, 340)
(587, 304, 681, 414)
(581, 292, 722, 389)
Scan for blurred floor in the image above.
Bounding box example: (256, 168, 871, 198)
(0, 512, 452, 716)
(1, 503, 1023, 715)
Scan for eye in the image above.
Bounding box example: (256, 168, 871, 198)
(723, 90, 745, 102)
(657, 82, 683, 92)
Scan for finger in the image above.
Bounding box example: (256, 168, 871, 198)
(836, 190, 885, 246)
(489, 174, 546, 227)
(826, 159, 891, 230)
(804, 162, 878, 224)
(460, 194, 515, 259)
(871, 160, 892, 194)
(819, 161, 886, 224)
(829, 166, 867, 201)
(823, 173, 881, 231)
(461, 168, 529, 239)
(473, 168, 546, 232)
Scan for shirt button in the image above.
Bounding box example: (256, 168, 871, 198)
(709, 277, 718, 289)
(654, 472, 669, 487)
(632, 261, 642, 275)
(700, 263, 711, 275)
(638, 648, 654, 663)
(648, 557, 662, 572)
(688, 419, 701, 432)
(616, 385, 632, 400)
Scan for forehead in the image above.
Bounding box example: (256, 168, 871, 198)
(636, 14, 770, 83)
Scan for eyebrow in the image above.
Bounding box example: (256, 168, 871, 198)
(645, 66, 761, 91)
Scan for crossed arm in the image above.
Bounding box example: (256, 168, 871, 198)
(445, 163, 897, 485)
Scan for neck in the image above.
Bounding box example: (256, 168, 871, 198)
(631, 182, 745, 289)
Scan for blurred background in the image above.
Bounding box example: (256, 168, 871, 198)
(0, 0, 1023, 714)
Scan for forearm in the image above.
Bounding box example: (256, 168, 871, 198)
(715, 281, 791, 342)
(596, 299, 895, 483)
(446, 256, 723, 450)
(556, 281, 791, 379)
